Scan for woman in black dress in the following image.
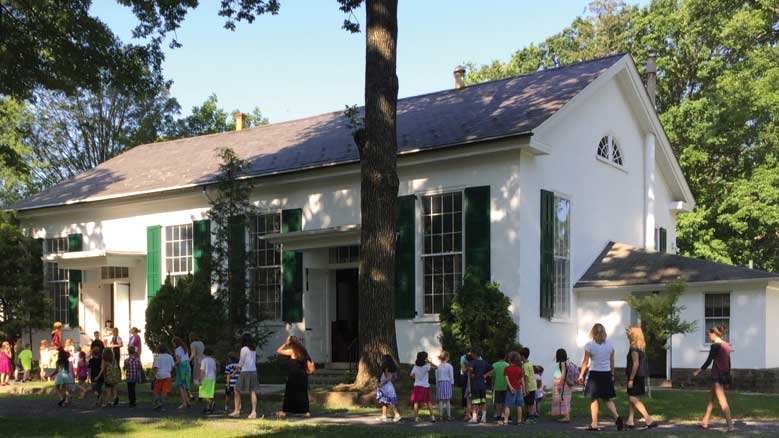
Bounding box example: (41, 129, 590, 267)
(276, 336, 311, 417)
(625, 325, 656, 429)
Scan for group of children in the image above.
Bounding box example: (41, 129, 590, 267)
(377, 346, 546, 425)
(0, 341, 33, 385)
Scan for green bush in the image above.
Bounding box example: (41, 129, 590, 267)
(439, 272, 520, 363)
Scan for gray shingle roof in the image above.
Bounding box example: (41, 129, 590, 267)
(16, 54, 626, 210)
(575, 241, 779, 288)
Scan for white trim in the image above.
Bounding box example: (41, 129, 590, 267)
(575, 278, 778, 292)
(596, 155, 629, 173)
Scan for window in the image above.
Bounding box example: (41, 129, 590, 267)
(553, 195, 571, 317)
(101, 266, 129, 280)
(165, 224, 193, 286)
(596, 135, 624, 167)
(44, 237, 69, 325)
(329, 245, 359, 264)
(704, 293, 730, 343)
(249, 213, 282, 320)
(422, 191, 463, 315)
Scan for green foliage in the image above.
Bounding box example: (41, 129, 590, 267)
(465, 0, 779, 273)
(205, 147, 256, 331)
(0, 98, 34, 207)
(0, 214, 49, 340)
(144, 262, 223, 353)
(439, 273, 520, 362)
(164, 94, 268, 140)
(627, 280, 697, 360)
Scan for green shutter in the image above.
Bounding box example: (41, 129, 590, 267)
(228, 216, 247, 322)
(282, 208, 303, 323)
(395, 195, 416, 319)
(146, 226, 162, 299)
(659, 227, 667, 253)
(193, 219, 211, 274)
(540, 190, 555, 319)
(464, 186, 491, 284)
(66, 233, 82, 326)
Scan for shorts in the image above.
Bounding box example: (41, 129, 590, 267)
(91, 381, 104, 394)
(504, 390, 525, 408)
(493, 390, 507, 405)
(410, 386, 430, 403)
(154, 377, 172, 395)
(176, 363, 191, 390)
(524, 390, 536, 406)
(225, 384, 235, 396)
(471, 388, 487, 405)
(15, 364, 24, 373)
(199, 379, 216, 399)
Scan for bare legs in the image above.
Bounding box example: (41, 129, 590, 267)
(702, 383, 733, 431)
(590, 399, 620, 429)
(503, 406, 523, 425)
(230, 389, 242, 416)
(627, 395, 653, 426)
(248, 390, 257, 418)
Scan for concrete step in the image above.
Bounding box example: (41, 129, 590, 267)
(323, 362, 352, 371)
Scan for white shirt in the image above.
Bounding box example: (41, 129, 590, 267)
(238, 346, 257, 372)
(585, 340, 614, 372)
(154, 353, 175, 379)
(200, 356, 217, 380)
(435, 362, 454, 384)
(411, 364, 431, 388)
(174, 346, 190, 363)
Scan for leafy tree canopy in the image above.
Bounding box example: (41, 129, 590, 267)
(164, 94, 268, 140)
(465, 0, 779, 271)
(0, 98, 34, 207)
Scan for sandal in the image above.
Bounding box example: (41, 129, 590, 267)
(616, 417, 625, 431)
(585, 426, 600, 431)
(646, 422, 658, 429)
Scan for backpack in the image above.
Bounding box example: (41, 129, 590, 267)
(564, 361, 579, 387)
(105, 363, 120, 385)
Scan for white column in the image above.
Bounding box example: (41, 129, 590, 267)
(644, 132, 656, 250)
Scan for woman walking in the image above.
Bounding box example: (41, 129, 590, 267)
(230, 333, 260, 419)
(172, 336, 192, 409)
(693, 325, 734, 432)
(550, 348, 573, 422)
(276, 336, 311, 418)
(625, 326, 656, 429)
(578, 323, 624, 431)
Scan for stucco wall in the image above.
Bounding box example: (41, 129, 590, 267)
(767, 286, 779, 367)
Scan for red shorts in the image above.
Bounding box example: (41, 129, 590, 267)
(410, 386, 430, 403)
(153, 377, 172, 395)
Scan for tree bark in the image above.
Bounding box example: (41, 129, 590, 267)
(353, 0, 400, 389)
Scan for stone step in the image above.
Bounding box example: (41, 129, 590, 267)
(323, 362, 352, 371)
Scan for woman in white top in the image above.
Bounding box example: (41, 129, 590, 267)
(230, 333, 259, 419)
(578, 323, 623, 431)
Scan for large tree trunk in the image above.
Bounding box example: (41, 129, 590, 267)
(353, 0, 400, 389)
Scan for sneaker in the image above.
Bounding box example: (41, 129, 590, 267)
(414, 417, 420, 422)
(431, 416, 436, 423)
(468, 417, 478, 424)
(447, 417, 454, 422)
(378, 416, 388, 422)
(393, 415, 402, 423)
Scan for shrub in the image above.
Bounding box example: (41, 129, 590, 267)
(439, 272, 520, 364)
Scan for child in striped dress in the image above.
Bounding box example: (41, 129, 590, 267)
(377, 354, 401, 422)
(436, 351, 454, 421)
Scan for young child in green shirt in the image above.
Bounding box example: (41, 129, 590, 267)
(520, 347, 538, 423)
(18, 344, 33, 382)
(488, 352, 510, 422)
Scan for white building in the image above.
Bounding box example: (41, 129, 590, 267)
(16, 54, 779, 385)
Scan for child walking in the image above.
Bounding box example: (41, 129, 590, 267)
(520, 347, 538, 423)
(551, 348, 574, 423)
(468, 349, 492, 423)
(97, 348, 120, 407)
(224, 352, 239, 412)
(53, 349, 72, 406)
(124, 346, 143, 407)
(502, 351, 525, 425)
(435, 351, 454, 421)
(489, 352, 510, 423)
(199, 348, 217, 414)
(153, 345, 175, 411)
(410, 351, 436, 422)
(0, 341, 12, 386)
(87, 348, 103, 404)
(18, 344, 33, 383)
(377, 354, 401, 422)
(76, 351, 89, 398)
(534, 366, 545, 417)
(39, 340, 49, 381)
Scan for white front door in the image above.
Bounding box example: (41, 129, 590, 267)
(113, 283, 131, 345)
(304, 269, 329, 363)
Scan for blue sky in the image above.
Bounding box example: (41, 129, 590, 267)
(91, 1, 647, 123)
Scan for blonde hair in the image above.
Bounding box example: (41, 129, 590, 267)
(627, 325, 646, 351)
(589, 323, 608, 344)
(438, 350, 450, 363)
(53, 321, 63, 329)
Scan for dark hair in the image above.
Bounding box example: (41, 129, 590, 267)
(101, 348, 114, 363)
(555, 348, 568, 363)
(520, 347, 530, 360)
(534, 365, 544, 375)
(128, 346, 136, 356)
(157, 345, 169, 354)
(204, 347, 214, 356)
(172, 336, 185, 348)
(415, 351, 428, 367)
(287, 336, 309, 363)
(56, 349, 69, 369)
(708, 325, 726, 337)
(240, 333, 255, 351)
(104, 320, 113, 324)
(382, 354, 398, 373)
(507, 351, 522, 365)
(228, 351, 239, 362)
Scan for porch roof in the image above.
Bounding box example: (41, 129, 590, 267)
(43, 250, 145, 270)
(260, 224, 360, 251)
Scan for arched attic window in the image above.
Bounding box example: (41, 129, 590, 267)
(596, 135, 624, 167)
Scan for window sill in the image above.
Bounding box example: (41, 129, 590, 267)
(412, 316, 441, 324)
(260, 321, 288, 328)
(548, 317, 574, 324)
(596, 156, 628, 173)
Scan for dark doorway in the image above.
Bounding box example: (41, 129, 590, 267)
(332, 269, 359, 362)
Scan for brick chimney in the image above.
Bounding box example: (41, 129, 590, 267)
(234, 112, 245, 131)
(453, 65, 466, 90)
(645, 54, 657, 109)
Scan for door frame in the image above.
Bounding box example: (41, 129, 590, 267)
(304, 268, 331, 363)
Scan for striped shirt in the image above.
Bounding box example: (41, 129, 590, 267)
(225, 363, 239, 388)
